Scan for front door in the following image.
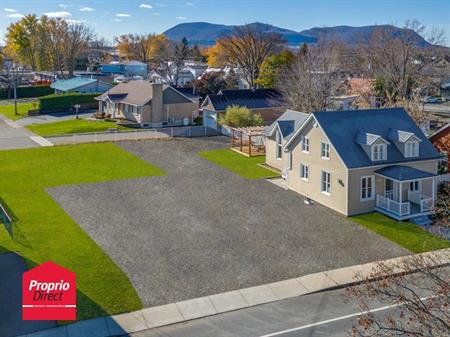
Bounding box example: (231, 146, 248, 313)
(385, 179, 398, 201)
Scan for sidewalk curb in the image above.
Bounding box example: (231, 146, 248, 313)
(18, 248, 450, 337)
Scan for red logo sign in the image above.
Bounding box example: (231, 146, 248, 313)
(22, 261, 76, 320)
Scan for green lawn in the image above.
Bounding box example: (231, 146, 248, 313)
(199, 149, 279, 179)
(0, 143, 165, 320)
(27, 119, 130, 137)
(0, 102, 34, 120)
(351, 213, 450, 253)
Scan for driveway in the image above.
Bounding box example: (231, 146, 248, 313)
(47, 137, 407, 307)
(0, 253, 56, 337)
(14, 110, 95, 127)
(0, 116, 39, 150)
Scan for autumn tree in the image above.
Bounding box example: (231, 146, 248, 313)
(218, 24, 285, 89)
(346, 251, 450, 337)
(63, 23, 94, 77)
(5, 15, 93, 77)
(277, 43, 339, 113)
(256, 49, 295, 88)
(203, 43, 228, 68)
(5, 14, 40, 70)
(115, 33, 159, 65)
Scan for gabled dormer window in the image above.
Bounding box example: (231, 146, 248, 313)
(405, 140, 419, 158)
(371, 143, 387, 161)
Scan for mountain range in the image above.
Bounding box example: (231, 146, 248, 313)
(163, 22, 431, 48)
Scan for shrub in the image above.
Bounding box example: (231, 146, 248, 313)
(218, 105, 263, 127)
(38, 93, 99, 111)
(0, 86, 53, 99)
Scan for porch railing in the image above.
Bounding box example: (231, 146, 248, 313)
(420, 196, 434, 212)
(376, 194, 410, 216)
(407, 191, 434, 212)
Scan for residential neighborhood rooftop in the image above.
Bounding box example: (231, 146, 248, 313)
(50, 77, 98, 92)
(310, 108, 442, 168)
(203, 88, 283, 111)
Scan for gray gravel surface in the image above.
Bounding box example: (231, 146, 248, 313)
(47, 137, 408, 307)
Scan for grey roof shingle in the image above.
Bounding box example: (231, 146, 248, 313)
(387, 129, 419, 143)
(375, 165, 436, 181)
(266, 109, 309, 140)
(312, 108, 441, 169)
(355, 131, 388, 146)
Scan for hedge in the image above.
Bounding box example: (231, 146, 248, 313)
(0, 86, 54, 99)
(38, 93, 99, 110)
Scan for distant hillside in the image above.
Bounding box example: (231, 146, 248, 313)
(299, 25, 431, 47)
(164, 22, 433, 48)
(164, 22, 317, 46)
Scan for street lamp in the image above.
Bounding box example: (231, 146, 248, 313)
(74, 104, 81, 119)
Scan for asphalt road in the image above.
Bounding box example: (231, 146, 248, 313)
(128, 266, 449, 337)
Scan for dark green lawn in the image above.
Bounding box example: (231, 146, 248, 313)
(27, 119, 130, 137)
(0, 143, 165, 320)
(351, 213, 450, 253)
(199, 149, 278, 179)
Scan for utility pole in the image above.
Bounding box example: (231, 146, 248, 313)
(12, 61, 18, 116)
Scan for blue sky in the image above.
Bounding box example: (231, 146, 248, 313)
(1, 0, 449, 44)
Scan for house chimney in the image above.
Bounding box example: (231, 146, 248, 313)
(151, 83, 164, 124)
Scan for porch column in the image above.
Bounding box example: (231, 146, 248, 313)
(432, 177, 436, 200)
(399, 181, 403, 203)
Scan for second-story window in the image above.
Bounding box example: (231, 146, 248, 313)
(301, 136, 310, 153)
(321, 142, 330, 159)
(405, 140, 419, 158)
(371, 143, 386, 161)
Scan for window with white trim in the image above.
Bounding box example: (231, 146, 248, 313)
(321, 171, 331, 194)
(371, 143, 387, 161)
(321, 142, 330, 159)
(301, 136, 309, 153)
(405, 140, 419, 158)
(276, 130, 282, 159)
(361, 176, 374, 201)
(300, 164, 309, 180)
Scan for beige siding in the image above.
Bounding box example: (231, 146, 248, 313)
(286, 120, 348, 215)
(265, 138, 283, 170)
(347, 160, 438, 215)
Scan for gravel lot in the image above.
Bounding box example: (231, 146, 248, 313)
(48, 137, 408, 307)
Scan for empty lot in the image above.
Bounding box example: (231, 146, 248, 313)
(48, 137, 407, 307)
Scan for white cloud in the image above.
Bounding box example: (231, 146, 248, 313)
(139, 4, 153, 9)
(65, 18, 86, 24)
(44, 11, 71, 18)
(153, 12, 161, 16)
(59, 4, 73, 9)
(176, 16, 187, 20)
(79, 7, 95, 12)
(155, 3, 167, 7)
(4, 8, 16, 13)
(186, 2, 195, 6)
(116, 13, 131, 17)
(7, 13, 24, 18)
(114, 18, 122, 22)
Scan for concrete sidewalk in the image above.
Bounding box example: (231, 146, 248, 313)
(46, 130, 169, 145)
(0, 114, 53, 150)
(18, 248, 450, 337)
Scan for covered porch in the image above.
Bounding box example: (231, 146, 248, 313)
(374, 165, 437, 220)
